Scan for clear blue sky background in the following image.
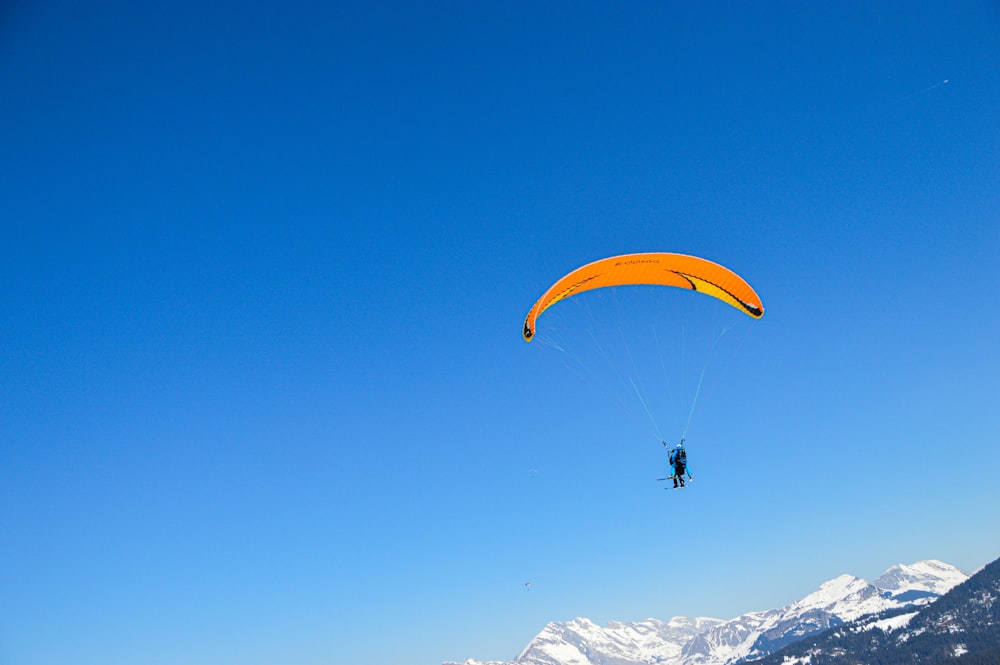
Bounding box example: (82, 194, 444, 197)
(2, 2, 998, 664)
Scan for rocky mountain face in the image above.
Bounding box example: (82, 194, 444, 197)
(446, 559, 972, 665)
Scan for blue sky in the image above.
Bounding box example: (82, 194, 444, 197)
(1, 2, 999, 664)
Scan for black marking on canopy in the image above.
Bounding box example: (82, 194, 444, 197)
(524, 274, 603, 340)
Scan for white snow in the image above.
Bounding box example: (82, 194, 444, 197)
(786, 574, 892, 621)
(862, 611, 918, 633)
(452, 560, 970, 665)
(873, 560, 968, 596)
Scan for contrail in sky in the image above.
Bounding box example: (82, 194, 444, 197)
(899, 79, 950, 102)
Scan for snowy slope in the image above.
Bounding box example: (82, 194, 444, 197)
(447, 560, 969, 665)
(873, 559, 969, 600)
(446, 617, 724, 665)
(749, 556, 999, 665)
(680, 561, 968, 665)
(512, 616, 725, 665)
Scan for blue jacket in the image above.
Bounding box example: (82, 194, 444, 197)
(669, 448, 690, 474)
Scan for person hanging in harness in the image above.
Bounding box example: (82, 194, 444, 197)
(666, 440, 692, 489)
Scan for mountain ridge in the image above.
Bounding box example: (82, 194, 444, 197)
(746, 555, 1000, 664)
(446, 559, 971, 665)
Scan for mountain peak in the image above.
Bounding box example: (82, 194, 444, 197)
(451, 559, 973, 665)
(873, 559, 968, 597)
(747, 556, 999, 665)
(788, 573, 876, 619)
(803, 574, 867, 602)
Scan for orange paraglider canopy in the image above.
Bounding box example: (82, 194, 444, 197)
(523, 252, 763, 341)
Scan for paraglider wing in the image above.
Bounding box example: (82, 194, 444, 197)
(523, 252, 763, 341)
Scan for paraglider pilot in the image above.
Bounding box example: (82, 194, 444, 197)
(666, 440, 692, 488)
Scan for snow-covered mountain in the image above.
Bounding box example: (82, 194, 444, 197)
(872, 559, 969, 601)
(683, 561, 968, 665)
(748, 556, 1000, 665)
(518, 616, 726, 665)
(446, 560, 969, 665)
(448, 617, 723, 665)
